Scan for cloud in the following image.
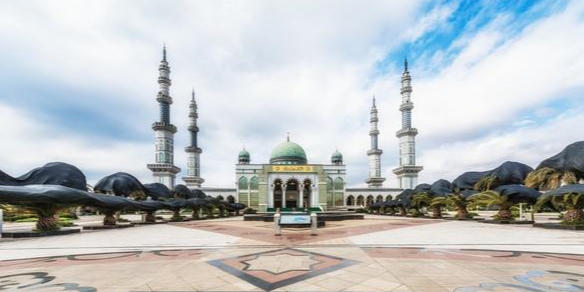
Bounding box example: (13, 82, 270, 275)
(0, 0, 582, 190)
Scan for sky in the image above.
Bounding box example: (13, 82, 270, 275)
(1, 0, 583, 188)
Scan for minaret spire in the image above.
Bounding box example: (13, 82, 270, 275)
(366, 95, 385, 187)
(183, 87, 204, 188)
(147, 45, 180, 189)
(392, 58, 423, 189)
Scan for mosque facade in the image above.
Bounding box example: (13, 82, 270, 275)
(148, 47, 422, 211)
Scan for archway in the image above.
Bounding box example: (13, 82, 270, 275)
(366, 195, 374, 206)
(302, 179, 312, 209)
(217, 195, 224, 201)
(357, 195, 364, 206)
(346, 195, 354, 206)
(273, 179, 283, 209)
(385, 195, 393, 202)
(376, 195, 383, 203)
(227, 195, 235, 203)
(284, 179, 300, 209)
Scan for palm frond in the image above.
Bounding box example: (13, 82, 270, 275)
(474, 175, 499, 191)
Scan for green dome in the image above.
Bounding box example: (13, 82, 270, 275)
(270, 141, 307, 165)
(332, 150, 343, 160)
(239, 149, 250, 158)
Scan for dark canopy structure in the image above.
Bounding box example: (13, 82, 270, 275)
(493, 184, 541, 205)
(173, 184, 191, 199)
(0, 162, 87, 191)
(429, 179, 453, 197)
(94, 172, 147, 197)
(537, 141, 584, 177)
(143, 183, 172, 200)
(453, 171, 489, 191)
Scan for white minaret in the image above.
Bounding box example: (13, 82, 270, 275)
(366, 96, 386, 187)
(183, 89, 204, 188)
(147, 45, 180, 189)
(392, 58, 423, 189)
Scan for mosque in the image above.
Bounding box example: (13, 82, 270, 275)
(147, 47, 423, 211)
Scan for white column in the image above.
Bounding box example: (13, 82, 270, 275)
(311, 183, 318, 208)
(299, 184, 304, 209)
(282, 184, 287, 208)
(268, 184, 274, 208)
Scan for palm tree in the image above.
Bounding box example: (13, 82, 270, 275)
(433, 191, 474, 219)
(469, 190, 514, 220)
(525, 167, 578, 191)
(536, 184, 584, 225)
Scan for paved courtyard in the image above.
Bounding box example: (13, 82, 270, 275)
(1, 215, 584, 291)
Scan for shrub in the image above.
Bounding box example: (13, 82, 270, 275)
(243, 208, 257, 215)
(355, 208, 369, 214)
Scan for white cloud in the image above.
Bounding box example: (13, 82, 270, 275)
(0, 0, 583, 190)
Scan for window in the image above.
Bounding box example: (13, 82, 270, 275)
(250, 177, 259, 190)
(238, 177, 248, 189)
(334, 177, 344, 190)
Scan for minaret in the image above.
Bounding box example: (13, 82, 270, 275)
(392, 58, 423, 189)
(182, 89, 204, 188)
(147, 45, 180, 189)
(365, 96, 386, 187)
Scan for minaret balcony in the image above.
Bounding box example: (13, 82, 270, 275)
(369, 129, 379, 135)
(399, 103, 414, 111)
(396, 128, 418, 138)
(185, 146, 202, 153)
(152, 122, 177, 133)
(156, 94, 173, 104)
(392, 165, 423, 175)
(158, 76, 172, 85)
(147, 163, 181, 174)
(188, 125, 199, 132)
(367, 149, 383, 155)
(400, 86, 412, 94)
(158, 64, 170, 71)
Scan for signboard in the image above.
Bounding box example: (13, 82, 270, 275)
(271, 165, 314, 173)
(279, 214, 311, 225)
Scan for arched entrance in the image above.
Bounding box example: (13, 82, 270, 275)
(273, 179, 284, 208)
(284, 179, 300, 208)
(301, 179, 312, 209)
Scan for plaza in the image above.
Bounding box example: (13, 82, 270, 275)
(1, 213, 584, 291)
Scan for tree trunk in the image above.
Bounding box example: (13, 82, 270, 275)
(235, 210, 240, 216)
(497, 209, 513, 221)
(457, 205, 468, 219)
(103, 210, 117, 226)
(563, 209, 584, 224)
(399, 207, 407, 216)
(191, 207, 200, 220)
(145, 211, 156, 223)
(35, 209, 60, 232)
(206, 207, 215, 219)
(432, 206, 442, 218)
(218, 207, 225, 217)
(171, 210, 182, 221)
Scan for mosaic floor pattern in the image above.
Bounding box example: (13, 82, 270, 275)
(1, 216, 584, 291)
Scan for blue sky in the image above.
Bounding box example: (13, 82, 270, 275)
(0, 0, 583, 188)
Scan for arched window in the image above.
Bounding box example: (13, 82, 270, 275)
(346, 195, 354, 206)
(334, 177, 344, 190)
(376, 195, 383, 203)
(238, 177, 248, 189)
(217, 195, 224, 201)
(357, 195, 364, 206)
(326, 177, 333, 190)
(385, 195, 393, 202)
(366, 195, 374, 206)
(250, 177, 259, 190)
(227, 195, 235, 203)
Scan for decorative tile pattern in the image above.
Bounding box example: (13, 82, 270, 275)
(208, 248, 357, 291)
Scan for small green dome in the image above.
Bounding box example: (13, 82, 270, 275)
(239, 149, 250, 158)
(270, 141, 307, 165)
(332, 150, 343, 160)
